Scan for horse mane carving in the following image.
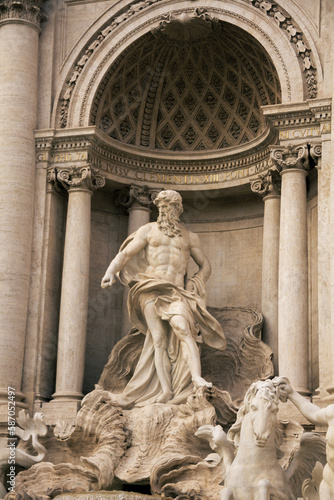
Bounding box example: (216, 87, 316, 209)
(227, 379, 284, 459)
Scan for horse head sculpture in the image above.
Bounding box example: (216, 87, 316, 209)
(228, 380, 283, 456)
(196, 379, 326, 500)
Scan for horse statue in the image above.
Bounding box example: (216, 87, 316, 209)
(196, 379, 326, 500)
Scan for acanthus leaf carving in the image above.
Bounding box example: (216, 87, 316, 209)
(0, 0, 47, 27)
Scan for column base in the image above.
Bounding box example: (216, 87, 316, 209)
(277, 399, 314, 429)
(52, 390, 84, 402)
(294, 387, 312, 397)
(313, 394, 334, 407)
(35, 399, 81, 426)
(326, 384, 334, 396)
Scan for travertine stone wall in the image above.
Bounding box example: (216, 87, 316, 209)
(84, 195, 128, 393)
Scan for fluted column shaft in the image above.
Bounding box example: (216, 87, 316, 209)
(0, 11, 42, 416)
(52, 167, 105, 401)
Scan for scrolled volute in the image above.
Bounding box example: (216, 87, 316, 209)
(50, 165, 105, 193)
(270, 143, 318, 172)
(250, 168, 281, 197)
(115, 184, 161, 209)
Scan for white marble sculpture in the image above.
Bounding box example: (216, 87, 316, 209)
(101, 189, 226, 406)
(274, 377, 334, 500)
(196, 379, 326, 500)
(0, 411, 47, 498)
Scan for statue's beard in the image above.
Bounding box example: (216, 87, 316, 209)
(157, 210, 181, 237)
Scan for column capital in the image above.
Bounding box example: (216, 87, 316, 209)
(270, 143, 321, 173)
(47, 165, 105, 194)
(0, 0, 47, 29)
(116, 184, 161, 209)
(250, 169, 281, 199)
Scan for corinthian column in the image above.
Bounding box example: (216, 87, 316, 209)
(271, 145, 315, 395)
(251, 169, 281, 374)
(0, 0, 46, 439)
(116, 185, 159, 335)
(52, 166, 105, 404)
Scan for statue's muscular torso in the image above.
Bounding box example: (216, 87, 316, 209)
(101, 216, 211, 291)
(143, 223, 191, 287)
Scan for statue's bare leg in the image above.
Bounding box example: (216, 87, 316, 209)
(143, 302, 173, 403)
(169, 314, 212, 390)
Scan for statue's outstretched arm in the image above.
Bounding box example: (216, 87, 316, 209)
(101, 224, 150, 288)
(273, 377, 329, 426)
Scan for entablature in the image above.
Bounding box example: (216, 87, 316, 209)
(35, 125, 277, 190)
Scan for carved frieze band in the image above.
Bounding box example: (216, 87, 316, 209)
(115, 184, 160, 209)
(47, 165, 105, 193)
(59, 0, 316, 128)
(0, 0, 47, 27)
(250, 168, 281, 197)
(250, 0, 317, 98)
(270, 143, 321, 172)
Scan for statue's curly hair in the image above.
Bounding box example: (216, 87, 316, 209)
(153, 190, 183, 215)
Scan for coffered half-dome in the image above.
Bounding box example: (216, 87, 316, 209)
(91, 16, 281, 153)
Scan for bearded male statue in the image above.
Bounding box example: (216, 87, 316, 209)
(101, 190, 226, 407)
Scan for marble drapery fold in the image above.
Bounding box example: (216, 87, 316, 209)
(106, 232, 226, 408)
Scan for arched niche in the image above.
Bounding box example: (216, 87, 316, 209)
(55, 0, 315, 130)
(49, 0, 323, 192)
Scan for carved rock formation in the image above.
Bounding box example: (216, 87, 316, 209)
(6, 306, 273, 499)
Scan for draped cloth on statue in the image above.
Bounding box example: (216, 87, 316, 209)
(109, 232, 226, 408)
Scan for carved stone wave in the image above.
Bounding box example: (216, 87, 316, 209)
(6, 306, 273, 499)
